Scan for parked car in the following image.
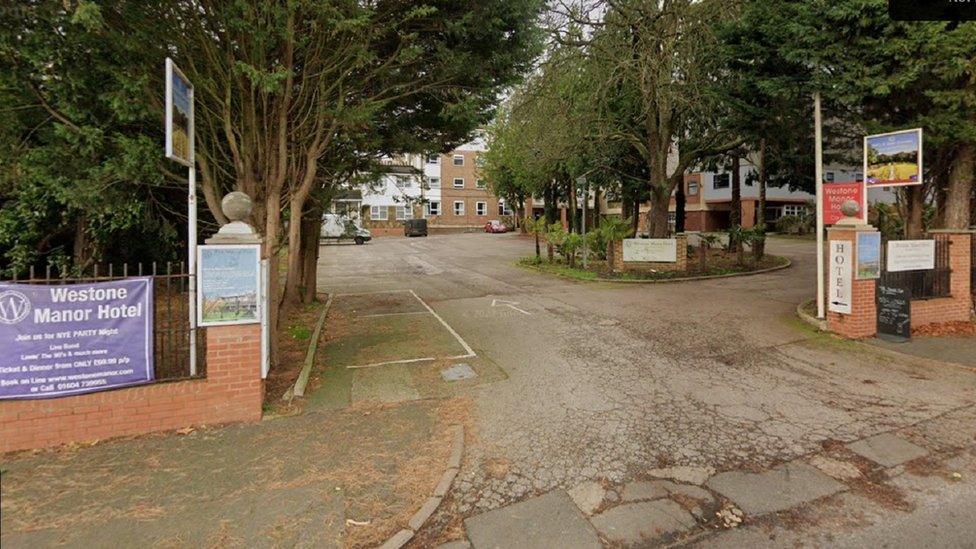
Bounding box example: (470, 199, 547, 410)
(404, 218, 428, 237)
(484, 220, 509, 233)
(320, 213, 371, 245)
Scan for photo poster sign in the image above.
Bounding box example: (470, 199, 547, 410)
(822, 182, 864, 225)
(165, 58, 194, 167)
(828, 240, 853, 315)
(0, 278, 154, 400)
(864, 128, 922, 188)
(856, 231, 882, 280)
(887, 240, 935, 272)
(622, 238, 678, 263)
(197, 244, 261, 327)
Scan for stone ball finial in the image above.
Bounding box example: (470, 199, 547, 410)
(840, 199, 860, 218)
(222, 192, 253, 222)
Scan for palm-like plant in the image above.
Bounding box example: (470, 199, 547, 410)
(698, 233, 720, 271)
(524, 216, 546, 260)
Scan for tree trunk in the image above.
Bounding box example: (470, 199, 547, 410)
(675, 179, 686, 233)
(645, 185, 671, 238)
(622, 190, 632, 223)
(544, 183, 558, 225)
(568, 178, 577, 233)
(593, 187, 602, 224)
(730, 155, 741, 251)
(944, 143, 974, 230)
(535, 232, 541, 259)
(903, 186, 926, 238)
(754, 139, 767, 260)
(282, 197, 306, 306)
(299, 207, 323, 304)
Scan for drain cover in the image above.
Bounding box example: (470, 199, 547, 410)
(441, 363, 477, 382)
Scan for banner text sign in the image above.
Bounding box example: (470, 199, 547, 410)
(822, 182, 865, 225)
(887, 240, 935, 272)
(622, 238, 677, 263)
(828, 240, 853, 314)
(0, 278, 154, 399)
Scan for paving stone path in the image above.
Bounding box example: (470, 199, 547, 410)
(433, 429, 946, 548)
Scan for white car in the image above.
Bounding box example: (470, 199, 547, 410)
(320, 213, 371, 245)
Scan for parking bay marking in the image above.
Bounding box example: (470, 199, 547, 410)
(491, 298, 531, 316)
(339, 289, 476, 369)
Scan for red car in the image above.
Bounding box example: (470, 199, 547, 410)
(484, 220, 509, 233)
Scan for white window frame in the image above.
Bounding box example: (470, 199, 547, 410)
(370, 205, 388, 221)
(394, 175, 410, 188)
(476, 201, 487, 216)
(427, 176, 440, 189)
(452, 154, 464, 166)
(688, 181, 699, 196)
(453, 177, 464, 189)
(427, 154, 439, 164)
(395, 204, 413, 221)
(426, 201, 441, 216)
(783, 204, 807, 217)
(453, 201, 465, 216)
(498, 201, 513, 216)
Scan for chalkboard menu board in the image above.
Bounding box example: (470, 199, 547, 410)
(877, 283, 911, 342)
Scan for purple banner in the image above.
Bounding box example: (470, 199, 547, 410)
(0, 278, 154, 399)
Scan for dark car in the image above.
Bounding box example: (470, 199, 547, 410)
(404, 218, 428, 237)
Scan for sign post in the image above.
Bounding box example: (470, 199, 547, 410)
(814, 92, 826, 319)
(165, 58, 197, 376)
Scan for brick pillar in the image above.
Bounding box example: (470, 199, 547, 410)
(608, 240, 624, 272)
(675, 234, 688, 271)
(827, 226, 878, 339)
(205, 324, 264, 421)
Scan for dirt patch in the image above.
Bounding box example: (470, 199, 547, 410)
(913, 321, 976, 337)
(265, 299, 328, 404)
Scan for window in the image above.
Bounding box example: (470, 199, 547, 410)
(713, 173, 730, 189)
(395, 205, 413, 221)
(453, 201, 465, 216)
(452, 154, 464, 166)
(427, 154, 439, 164)
(688, 181, 699, 196)
(475, 154, 485, 167)
(476, 201, 487, 216)
(476, 179, 486, 189)
(427, 176, 441, 189)
(394, 175, 410, 188)
(825, 171, 835, 183)
(370, 205, 388, 221)
(783, 204, 807, 217)
(498, 201, 513, 216)
(426, 201, 441, 216)
(453, 178, 464, 188)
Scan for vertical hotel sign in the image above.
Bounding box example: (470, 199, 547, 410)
(828, 241, 853, 315)
(165, 58, 194, 166)
(0, 279, 154, 399)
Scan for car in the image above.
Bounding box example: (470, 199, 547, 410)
(484, 220, 509, 233)
(404, 218, 428, 237)
(320, 213, 371, 245)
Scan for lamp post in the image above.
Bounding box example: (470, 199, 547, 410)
(576, 175, 590, 269)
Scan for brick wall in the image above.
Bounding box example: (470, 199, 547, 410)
(911, 232, 972, 327)
(0, 324, 264, 453)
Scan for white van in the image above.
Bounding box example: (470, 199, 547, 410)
(320, 213, 372, 245)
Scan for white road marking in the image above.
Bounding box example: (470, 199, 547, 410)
(346, 356, 436, 369)
(360, 311, 429, 318)
(334, 289, 412, 297)
(491, 298, 531, 316)
(410, 290, 477, 358)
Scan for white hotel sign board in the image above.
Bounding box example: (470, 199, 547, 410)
(828, 240, 853, 315)
(622, 238, 677, 263)
(887, 240, 935, 272)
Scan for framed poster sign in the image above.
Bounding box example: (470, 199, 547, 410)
(828, 240, 853, 315)
(0, 278, 154, 399)
(197, 245, 261, 327)
(864, 128, 922, 187)
(856, 231, 881, 280)
(165, 58, 194, 166)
